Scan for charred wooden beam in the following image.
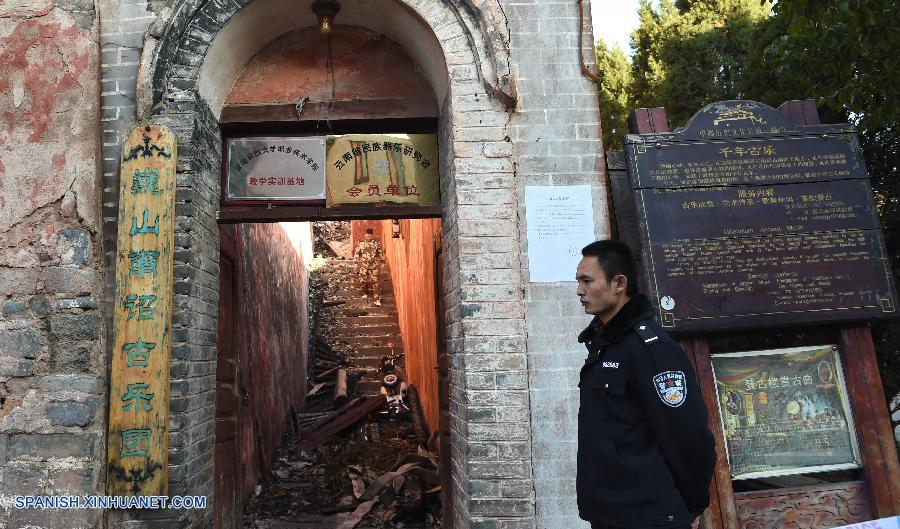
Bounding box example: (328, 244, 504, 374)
(334, 369, 348, 406)
(295, 395, 385, 452)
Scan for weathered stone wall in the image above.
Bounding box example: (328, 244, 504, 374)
(506, 1, 605, 528)
(431, 9, 529, 527)
(0, 1, 98, 233)
(0, 0, 103, 528)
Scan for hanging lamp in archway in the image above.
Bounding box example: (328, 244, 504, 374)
(311, 0, 341, 36)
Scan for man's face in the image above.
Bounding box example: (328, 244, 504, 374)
(576, 256, 627, 323)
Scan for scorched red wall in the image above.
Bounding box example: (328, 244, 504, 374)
(378, 218, 441, 435)
(233, 222, 310, 496)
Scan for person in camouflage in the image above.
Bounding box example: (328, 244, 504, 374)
(354, 227, 384, 305)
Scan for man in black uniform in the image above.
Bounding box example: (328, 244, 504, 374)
(575, 240, 717, 529)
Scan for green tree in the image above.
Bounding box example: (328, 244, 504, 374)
(595, 40, 633, 151)
(630, 0, 772, 127)
(628, 0, 666, 114)
(767, 0, 899, 132)
(766, 0, 899, 400)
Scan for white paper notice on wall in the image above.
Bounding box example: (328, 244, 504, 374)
(525, 185, 596, 282)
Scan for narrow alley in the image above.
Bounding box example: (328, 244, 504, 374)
(237, 220, 444, 529)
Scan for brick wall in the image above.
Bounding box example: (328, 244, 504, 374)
(168, 93, 223, 529)
(98, 0, 158, 332)
(505, 0, 605, 528)
(437, 94, 470, 529)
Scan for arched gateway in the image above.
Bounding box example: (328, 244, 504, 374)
(126, 0, 570, 527)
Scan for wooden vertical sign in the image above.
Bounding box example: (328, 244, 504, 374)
(107, 125, 176, 496)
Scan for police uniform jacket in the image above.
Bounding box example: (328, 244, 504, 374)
(577, 295, 717, 528)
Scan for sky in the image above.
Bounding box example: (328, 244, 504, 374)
(591, 0, 642, 54)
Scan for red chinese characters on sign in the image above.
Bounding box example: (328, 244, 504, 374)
(248, 177, 306, 186)
(345, 185, 420, 198)
(326, 134, 439, 207)
(226, 137, 326, 201)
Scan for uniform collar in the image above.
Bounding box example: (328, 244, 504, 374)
(577, 295, 654, 345)
(577, 317, 601, 343)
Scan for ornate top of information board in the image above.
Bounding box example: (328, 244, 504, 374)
(628, 100, 854, 144)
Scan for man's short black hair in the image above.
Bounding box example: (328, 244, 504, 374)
(365, 228, 374, 234)
(581, 239, 639, 296)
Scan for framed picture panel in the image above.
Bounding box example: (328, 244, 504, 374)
(710, 345, 862, 480)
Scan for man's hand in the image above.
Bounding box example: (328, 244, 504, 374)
(691, 516, 701, 529)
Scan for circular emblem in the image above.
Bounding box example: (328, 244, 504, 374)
(660, 295, 676, 311)
(786, 400, 801, 416)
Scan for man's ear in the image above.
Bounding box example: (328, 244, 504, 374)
(613, 274, 628, 294)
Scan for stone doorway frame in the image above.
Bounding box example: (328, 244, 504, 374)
(137, 0, 534, 527)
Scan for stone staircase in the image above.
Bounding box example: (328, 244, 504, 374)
(317, 258, 404, 396)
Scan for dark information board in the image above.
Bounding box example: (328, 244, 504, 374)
(626, 101, 897, 331)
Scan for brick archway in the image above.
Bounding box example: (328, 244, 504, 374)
(140, 1, 532, 527)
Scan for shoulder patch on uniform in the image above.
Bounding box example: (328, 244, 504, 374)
(653, 371, 686, 407)
(634, 321, 660, 344)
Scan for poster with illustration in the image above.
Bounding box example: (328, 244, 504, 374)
(711, 345, 861, 479)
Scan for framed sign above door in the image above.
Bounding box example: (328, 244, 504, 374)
(224, 136, 326, 204)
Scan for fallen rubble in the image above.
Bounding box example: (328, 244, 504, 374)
(245, 222, 441, 528)
(243, 415, 441, 529)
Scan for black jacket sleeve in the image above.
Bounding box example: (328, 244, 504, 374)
(631, 325, 718, 515)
